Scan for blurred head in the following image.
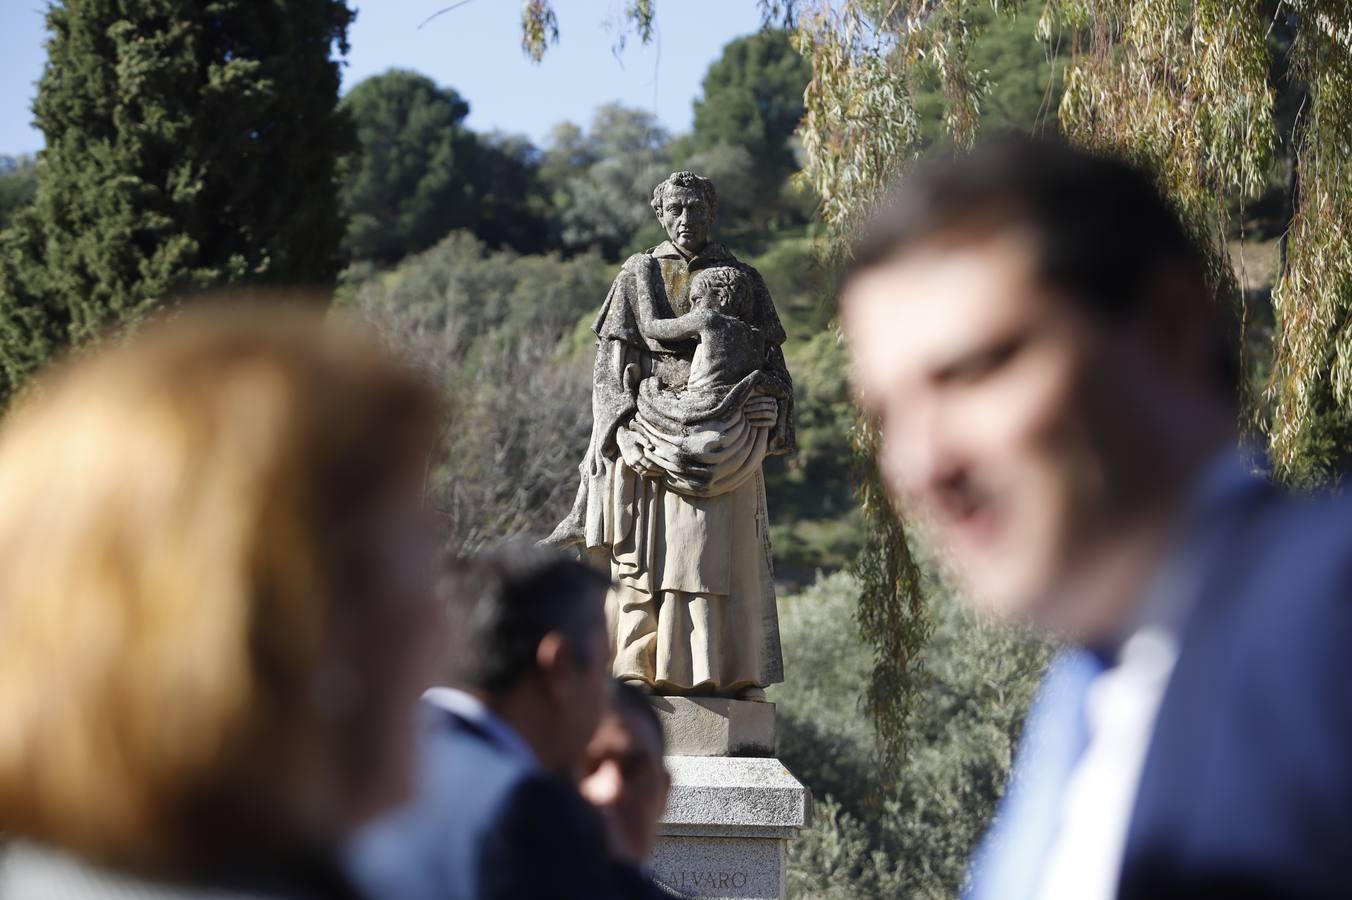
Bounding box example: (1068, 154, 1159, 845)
(579, 681, 670, 863)
(690, 266, 750, 317)
(652, 171, 717, 255)
(0, 302, 445, 874)
(440, 547, 611, 776)
(840, 138, 1236, 641)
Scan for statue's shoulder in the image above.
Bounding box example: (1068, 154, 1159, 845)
(616, 251, 657, 280)
(595, 253, 655, 344)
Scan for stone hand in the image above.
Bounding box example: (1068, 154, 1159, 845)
(617, 426, 664, 476)
(744, 395, 779, 428)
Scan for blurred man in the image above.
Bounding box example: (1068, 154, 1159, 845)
(840, 137, 1352, 900)
(349, 548, 658, 900)
(580, 682, 673, 869)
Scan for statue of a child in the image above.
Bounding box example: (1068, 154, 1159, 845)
(637, 265, 764, 394)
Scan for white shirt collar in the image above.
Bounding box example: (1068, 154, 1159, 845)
(1035, 446, 1264, 900)
(423, 687, 539, 770)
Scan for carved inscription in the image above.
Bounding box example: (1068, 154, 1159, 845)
(666, 870, 751, 894)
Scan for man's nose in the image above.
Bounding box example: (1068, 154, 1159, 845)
(882, 406, 955, 505)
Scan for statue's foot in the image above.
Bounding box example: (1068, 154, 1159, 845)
(620, 676, 654, 694)
(735, 685, 767, 702)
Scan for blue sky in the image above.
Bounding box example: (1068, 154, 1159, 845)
(0, 1, 767, 156)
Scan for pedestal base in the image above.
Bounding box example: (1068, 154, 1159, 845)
(651, 697, 777, 756)
(650, 756, 810, 900)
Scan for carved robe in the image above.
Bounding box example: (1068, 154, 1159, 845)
(553, 240, 794, 693)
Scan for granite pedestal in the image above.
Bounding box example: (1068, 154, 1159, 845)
(648, 699, 811, 900)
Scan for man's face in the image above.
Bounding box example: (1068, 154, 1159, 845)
(842, 230, 1170, 634)
(554, 603, 614, 774)
(328, 478, 444, 830)
(579, 704, 671, 862)
(657, 187, 713, 255)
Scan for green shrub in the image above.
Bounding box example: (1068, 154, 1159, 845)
(340, 232, 604, 550)
(772, 570, 1051, 899)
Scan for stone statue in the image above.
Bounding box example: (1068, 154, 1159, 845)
(547, 171, 795, 701)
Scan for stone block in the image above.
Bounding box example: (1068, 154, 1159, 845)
(651, 756, 811, 899)
(650, 835, 785, 900)
(650, 697, 776, 757)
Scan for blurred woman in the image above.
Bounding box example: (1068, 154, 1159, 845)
(0, 303, 445, 898)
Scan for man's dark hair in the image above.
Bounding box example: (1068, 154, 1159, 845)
(847, 137, 1210, 317)
(845, 136, 1238, 391)
(611, 680, 666, 756)
(438, 545, 611, 695)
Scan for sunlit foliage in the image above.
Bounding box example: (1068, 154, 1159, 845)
(1266, 3, 1352, 485)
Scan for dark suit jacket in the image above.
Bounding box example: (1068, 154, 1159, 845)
(349, 703, 661, 900)
(1119, 480, 1352, 899)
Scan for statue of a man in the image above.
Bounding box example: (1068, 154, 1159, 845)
(548, 172, 795, 700)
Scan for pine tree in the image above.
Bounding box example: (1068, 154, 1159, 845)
(690, 30, 811, 208)
(0, 0, 355, 402)
(340, 70, 480, 264)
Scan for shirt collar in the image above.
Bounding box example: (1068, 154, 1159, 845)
(423, 687, 539, 770)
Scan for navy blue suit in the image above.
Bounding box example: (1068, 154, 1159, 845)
(1119, 481, 1352, 899)
(349, 701, 659, 900)
(969, 464, 1352, 900)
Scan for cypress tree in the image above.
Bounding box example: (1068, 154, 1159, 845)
(0, 0, 355, 402)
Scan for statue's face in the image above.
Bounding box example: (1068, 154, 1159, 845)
(657, 187, 714, 255)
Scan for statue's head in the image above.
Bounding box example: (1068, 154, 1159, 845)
(690, 266, 750, 319)
(651, 172, 717, 256)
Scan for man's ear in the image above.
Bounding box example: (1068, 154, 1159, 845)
(1137, 263, 1215, 388)
(535, 631, 572, 698)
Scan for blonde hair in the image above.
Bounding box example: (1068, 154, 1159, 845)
(0, 302, 441, 873)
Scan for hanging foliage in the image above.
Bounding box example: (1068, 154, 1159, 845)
(790, 0, 1032, 772)
(1051, 0, 1274, 423)
(849, 418, 933, 775)
(519, 0, 656, 62)
(1267, 3, 1352, 486)
(520, 1, 560, 63)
